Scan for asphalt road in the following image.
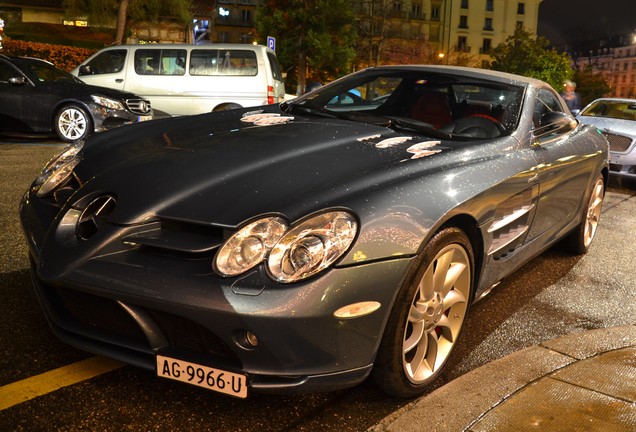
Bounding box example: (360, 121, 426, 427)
(1, 138, 635, 431)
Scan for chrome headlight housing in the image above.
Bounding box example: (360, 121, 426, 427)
(214, 216, 288, 277)
(91, 95, 125, 110)
(33, 142, 83, 197)
(214, 210, 358, 283)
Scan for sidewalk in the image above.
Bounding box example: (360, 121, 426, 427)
(370, 325, 636, 432)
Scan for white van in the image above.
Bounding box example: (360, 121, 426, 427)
(72, 44, 285, 117)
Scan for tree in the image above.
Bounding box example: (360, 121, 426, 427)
(64, 0, 192, 45)
(255, 0, 357, 95)
(487, 27, 573, 90)
(573, 66, 611, 107)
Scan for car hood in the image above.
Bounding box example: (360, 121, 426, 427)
(84, 83, 145, 101)
(74, 108, 483, 226)
(577, 116, 636, 137)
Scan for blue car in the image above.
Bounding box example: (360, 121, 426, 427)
(20, 65, 608, 399)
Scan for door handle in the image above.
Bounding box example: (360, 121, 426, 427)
(115, 79, 123, 83)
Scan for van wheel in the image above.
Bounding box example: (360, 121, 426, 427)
(55, 104, 92, 142)
(213, 103, 242, 112)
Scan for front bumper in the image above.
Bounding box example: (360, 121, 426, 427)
(89, 102, 152, 133)
(20, 190, 413, 394)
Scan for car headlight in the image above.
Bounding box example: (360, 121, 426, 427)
(214, 216, 288, 277)
(33, 142, 84, 197)
(91, 95, 125, 110)
(214, 210, 358, 283)
(268, 210, 358, 283)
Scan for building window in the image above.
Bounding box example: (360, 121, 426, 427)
(461, 0, 468, 9)
(457, 36, 468, 52)
(411, 2, 423, 19)
(486, 0, 493, 11)
(517, 2, 525, 14)
(516, 21, 524, 29)
(393, 1, 402, 11)
(431, 6, 440, 19)
(459, 15, 468, 29)
(484, 17, 493, 31)
(218, 31, 229, 43)
(481, 38, 492, 54)
(240, 9, 252, 24)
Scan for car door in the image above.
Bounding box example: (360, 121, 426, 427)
(77, 48, 128, 91)
(0, 60, 35, 133)
(526, 87, 595, 242)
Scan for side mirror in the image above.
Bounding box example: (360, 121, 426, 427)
(78, 65, 92, 76)
(535, 111, 576, 138)
(8, 76, 27, 85)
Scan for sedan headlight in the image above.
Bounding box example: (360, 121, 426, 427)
(267, 211, 357, 282)
(91, 95, 125, 110)
(214, 210, 358, 283)
(33, 142, 83, 197)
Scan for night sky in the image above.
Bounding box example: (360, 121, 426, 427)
(538, 0, 634, 50)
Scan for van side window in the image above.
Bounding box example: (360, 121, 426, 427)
(135, 49, 186, 76)
(86, 49, 127, 74)
(190, 50, 258, 76)
(267, 52, 283, 82)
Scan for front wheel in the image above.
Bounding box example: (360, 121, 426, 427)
(373, 227, 473, 398)
(54, 104, 92, 142)
(563, 174, 605, 254)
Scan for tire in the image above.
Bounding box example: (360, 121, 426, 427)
(373, 227, 474, 398)
(563, 174, 605, 254)
(54, 104, 92, 142)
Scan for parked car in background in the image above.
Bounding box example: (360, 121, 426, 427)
(577, 98, 636, 180)
(21, 65, 608, 399)
(71, 44, 285, 117)
(0, 55, 152, 142)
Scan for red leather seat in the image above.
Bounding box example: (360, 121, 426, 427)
(410, 91, 453, 127)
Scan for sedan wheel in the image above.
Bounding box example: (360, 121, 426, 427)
(55, 105, 92, 142)
(374, 227, 473, 397)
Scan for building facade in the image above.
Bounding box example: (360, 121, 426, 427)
(353, 0, 542, 67)
(574, 44, 636, 99)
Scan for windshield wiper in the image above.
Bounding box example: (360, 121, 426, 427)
(282, 103, 339, 119)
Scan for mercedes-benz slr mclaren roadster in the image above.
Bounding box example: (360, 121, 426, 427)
(20, 66, 609, 399)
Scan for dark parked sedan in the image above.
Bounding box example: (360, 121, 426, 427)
(0, 55, 152, 142)
(577, 98, 636, 180)
(20, 65, 608, 399)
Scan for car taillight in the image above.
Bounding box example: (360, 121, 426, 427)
(267, 85, 274, 104)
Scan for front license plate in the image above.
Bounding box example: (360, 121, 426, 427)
(138, 115, 152, 122)
(156, 355, 248, 398)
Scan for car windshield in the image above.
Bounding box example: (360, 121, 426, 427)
(284, 69, 525, 140)
(580, 100, 636, 121)
(19, 59, 81, 84)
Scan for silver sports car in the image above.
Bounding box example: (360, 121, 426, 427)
(577, 98, 636, 180)
(20, 65, 609, 399)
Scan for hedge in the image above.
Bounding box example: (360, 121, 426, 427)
(1, 39, 96, 72)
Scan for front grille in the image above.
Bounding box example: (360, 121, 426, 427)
(52, 286, 240, 365)
(125, 98, 152, 115)
(55, 287, 148, 343)
(602, 132, 633, 153)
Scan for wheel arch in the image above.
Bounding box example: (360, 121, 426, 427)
(436, 214, 484, 304)
(51, 99, 95, 132)
(213, 102, 243, 112)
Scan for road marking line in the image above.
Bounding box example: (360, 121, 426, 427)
(0, 356, 125, 411)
